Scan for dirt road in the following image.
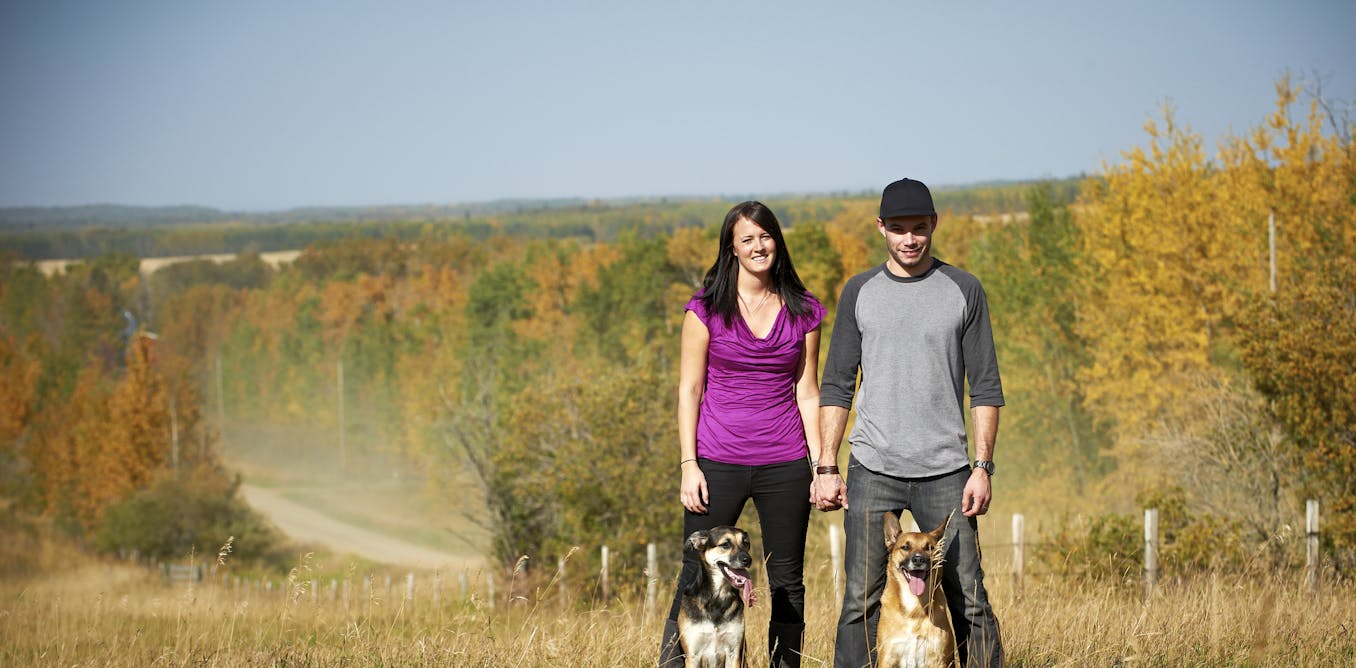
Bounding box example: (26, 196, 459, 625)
(240, 483, 482, 571)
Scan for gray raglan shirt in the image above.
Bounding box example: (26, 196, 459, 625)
(820, 260, 1004, 478)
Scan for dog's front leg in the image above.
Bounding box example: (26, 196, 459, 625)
(717, 626, 746, 668)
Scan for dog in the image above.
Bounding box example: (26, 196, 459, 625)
(876, 512, 957, 668)
(677, 526, 756, 668)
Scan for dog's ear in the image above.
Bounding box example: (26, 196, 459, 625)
(686, 530, 709, 552)
(883, 511, 902, 546)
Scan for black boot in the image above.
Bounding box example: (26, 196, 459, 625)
(658, 617, 685, 667)
(768, 621, 805, 668)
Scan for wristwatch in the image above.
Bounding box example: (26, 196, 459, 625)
(973, 460, 996, 476)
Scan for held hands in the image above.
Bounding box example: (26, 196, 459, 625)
(680, 461, 709, 514)
(810, 473, 848, 511)
(962, 468, 992, 517)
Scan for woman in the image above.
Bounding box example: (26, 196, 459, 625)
(659, 201, 825, 668)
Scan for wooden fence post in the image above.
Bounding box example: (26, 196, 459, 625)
(1144, 508, 1159, 600)
(487, 572, 496, 611)
(645, 542, 658, 619)
(1012, 513, 1024, 599)
(406, 572, 415, 609)
(557, 556, 568, 611)
(829, 524, 842, 603)
(1306, 499, 1320, 591)
(601, 545, 611, 602)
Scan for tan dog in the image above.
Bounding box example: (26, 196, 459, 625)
(876, 512, 957, 668)
(678, 526, 755, 668)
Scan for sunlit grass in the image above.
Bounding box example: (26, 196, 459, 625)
(3, 544, 1353, 667)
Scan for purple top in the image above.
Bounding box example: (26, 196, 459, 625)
(687, 291, 827, 466)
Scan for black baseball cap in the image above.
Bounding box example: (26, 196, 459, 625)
(878, 178, 936, 219)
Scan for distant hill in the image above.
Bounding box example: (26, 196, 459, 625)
(0, 178, 1084, 260)
(0, 199, 603, 232)
(0, 177, 1084, 234)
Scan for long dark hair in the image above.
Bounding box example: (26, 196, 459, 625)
(700, 201, 811, 325)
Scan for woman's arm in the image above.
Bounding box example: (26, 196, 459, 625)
(678, 310, 710, 513)
(795, 328, 823, 461)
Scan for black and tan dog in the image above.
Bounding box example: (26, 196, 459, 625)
(876, 512, 957, 668)
(678, 526, 756, 668)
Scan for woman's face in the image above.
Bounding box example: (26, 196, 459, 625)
(731, 216, 776, 278)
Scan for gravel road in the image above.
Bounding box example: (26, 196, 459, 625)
(240, 483, 482, 571)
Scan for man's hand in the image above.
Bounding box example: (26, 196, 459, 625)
(811, 473, 848, 511)
(961, 469, 992, 517)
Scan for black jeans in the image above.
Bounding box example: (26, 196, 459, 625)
(659, 457, 812, 667)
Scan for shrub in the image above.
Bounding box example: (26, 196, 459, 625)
(1041, 512, 1141, 583)
(94, 464, 286, 567)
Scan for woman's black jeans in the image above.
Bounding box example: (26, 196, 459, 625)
(658, 457, 812, 667)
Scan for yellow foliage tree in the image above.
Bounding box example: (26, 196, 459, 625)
(32, 365, 107, 527)
(1077, 78, 1355, 507)
(80, 336, 170, 525)
(0, 336, 40, 447)
(1076, 105, 1250, 441)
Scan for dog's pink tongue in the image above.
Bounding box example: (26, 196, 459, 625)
(731, 568, 756, 607)
(907, 572, 926, 597)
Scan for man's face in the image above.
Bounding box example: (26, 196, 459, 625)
(878, 215, 937, 276)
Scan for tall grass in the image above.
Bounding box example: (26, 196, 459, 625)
(2, 545, 1352, 666)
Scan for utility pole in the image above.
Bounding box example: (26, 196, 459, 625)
(338, 357, 346, 472)
(1269, 211, 1277, 293)
(216, 353, 227, 446)
(169, 393, 180, 469)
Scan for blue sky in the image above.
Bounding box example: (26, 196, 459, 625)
(1, 1, 1352, 212)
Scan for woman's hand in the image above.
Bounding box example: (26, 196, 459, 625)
(680, 461, 709, 514)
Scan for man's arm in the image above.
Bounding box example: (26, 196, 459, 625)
(812, 406, 850, 510)
(962, 405, 999, 517)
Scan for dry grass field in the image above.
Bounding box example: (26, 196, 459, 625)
(2, 540, 1352, 667)
(4, 426, 1349, 665)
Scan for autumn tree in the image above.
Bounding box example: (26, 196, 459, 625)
(0, 334, 41, 500)
(78, 336, 171, 525)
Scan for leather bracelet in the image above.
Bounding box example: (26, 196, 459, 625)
(815, 465, 839, 475)
(680, 458, 697, 467)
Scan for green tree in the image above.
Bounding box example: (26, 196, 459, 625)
(575, 233, 684, 366)
(970, 183, 1108, 497)
(1239, 257, 1356, 561)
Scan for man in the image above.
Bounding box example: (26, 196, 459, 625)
(811, 177, 1004, 667)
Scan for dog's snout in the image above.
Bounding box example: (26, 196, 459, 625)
(731, 551, 753, 569)
(905, 552, 931, 571)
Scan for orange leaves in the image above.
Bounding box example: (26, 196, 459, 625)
(0, 336, 40, 443)
(86, 337, 170, 519)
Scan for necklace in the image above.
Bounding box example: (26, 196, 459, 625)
(738, 289, 772, 315)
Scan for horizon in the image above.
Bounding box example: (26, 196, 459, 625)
(0, 174, 1080, 216)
